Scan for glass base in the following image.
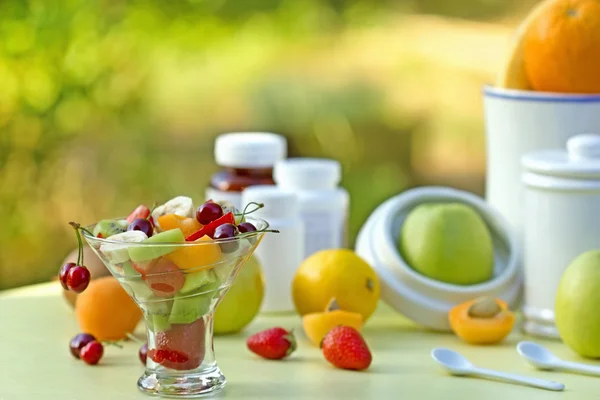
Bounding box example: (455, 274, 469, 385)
(138, 366, 226, 398)
(522, 305, 560, 339)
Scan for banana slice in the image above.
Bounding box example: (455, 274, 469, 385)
(100, 230, 148, 264)
(151, 196, 195, 226)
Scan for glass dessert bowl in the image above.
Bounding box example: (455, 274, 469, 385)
(83, 216, 268, 398)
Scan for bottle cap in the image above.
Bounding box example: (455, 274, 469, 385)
(215, 132, 287, 168)
(241, 185, 298, 220)
(274, 158, 341, 190)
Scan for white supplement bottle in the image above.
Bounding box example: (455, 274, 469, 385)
(274, 158, 349, 259)
(206, 132, 287, 210)
(241, 185, 305, 313)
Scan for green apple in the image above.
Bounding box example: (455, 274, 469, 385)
(399, 202, 494, 285)
(214, 255, 264, 335)
(556, 250, 600, 358)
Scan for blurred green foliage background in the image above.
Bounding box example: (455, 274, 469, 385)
(0, 0, 537, 289)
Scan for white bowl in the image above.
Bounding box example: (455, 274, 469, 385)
(355, 186, 522, 331)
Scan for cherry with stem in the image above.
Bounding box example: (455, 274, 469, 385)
(60, 222, 92, 293)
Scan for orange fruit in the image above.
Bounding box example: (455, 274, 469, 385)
(75, 276, 143, 341)
(302, 299, 363, 347)
(524, 0, 600, 93)
(292, 249, 380, 321)
(157, 214, 202, 237)
(165, 236, 222, 270)
(496, 0, 557, 89)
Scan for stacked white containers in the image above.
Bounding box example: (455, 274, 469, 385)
(241, 185, 305, 313)
(274, 158, 349, 259)
(521, 134, 600, 338)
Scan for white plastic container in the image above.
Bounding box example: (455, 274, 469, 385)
(274, 158, 349, 259)
(483, 87, 600, 246)
(355, 186, 522, 331)
(241, 185, 305, 313)
(205, 132, 287, 209)
(521, 134, 600, 339)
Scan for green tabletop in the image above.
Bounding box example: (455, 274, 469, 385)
(1, 282, 598, 399)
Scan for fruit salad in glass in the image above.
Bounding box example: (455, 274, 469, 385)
(72, 196, 272, 397)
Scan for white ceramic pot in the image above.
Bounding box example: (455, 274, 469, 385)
(355, 186, 522, 331)
(483, 87, 600, 248)
(522, 134, 600, 339)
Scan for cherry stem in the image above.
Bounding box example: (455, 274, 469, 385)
(126, 332, 146, 345)
(69, 222, 85, 266)
(148, 202, 157, 218)
(235, 202, 264, 220)
(80, 227, 94, 236)
(236, 228, 279, 240)
(102, 340, 124, 349)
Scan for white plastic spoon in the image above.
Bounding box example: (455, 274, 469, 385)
(518, 341, 600, 376)
(431, 348, 565, 391)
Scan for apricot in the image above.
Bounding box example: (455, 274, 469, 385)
(449, 297, 515, 345)
(302, 299, 363, 347)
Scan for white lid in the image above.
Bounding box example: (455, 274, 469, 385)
(241, 185, 299, 219)
(274, 158, 341, 190)
(215, 132, 287, 168)
(522, 134, 600, 179)
(354, 186, 522, 331)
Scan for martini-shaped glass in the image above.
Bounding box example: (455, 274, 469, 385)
(83, 217, 268, 398)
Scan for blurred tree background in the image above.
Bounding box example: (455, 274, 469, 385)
(0, 0, 537, 289)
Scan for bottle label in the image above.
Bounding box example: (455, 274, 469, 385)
(204, 188, 243, 210)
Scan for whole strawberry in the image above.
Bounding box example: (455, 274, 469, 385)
(247, 327, 296, 360)
(321, 326, 372, 371)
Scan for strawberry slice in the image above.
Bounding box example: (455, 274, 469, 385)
(150, 318, 206, 370)
(127, 205, 151, 224)
(185, 212, 235, 241)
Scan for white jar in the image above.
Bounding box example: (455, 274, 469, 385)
(241, 185, 305, 313)
(205, 132, 287, 209)
(484, 87, 600, 249)
(274, 158, 349, 259)
(522, 134, 600, 338)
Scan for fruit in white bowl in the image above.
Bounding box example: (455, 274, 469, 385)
(555, 250, 600, 358)
(399, 202, 494, 285)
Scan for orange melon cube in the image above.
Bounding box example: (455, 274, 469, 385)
(165, 236, 222, 271)
(157, 214, 202, 237)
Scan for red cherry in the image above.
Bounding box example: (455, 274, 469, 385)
(69, 333, 97, 359)
(196, 202, 224, 225)
(67, 266, 91, 293)
(59, 262, 76, 290)
(80, 341, 104, 365)
(213, 223, 239, 253)
(127, 218, 154, 237)
(139, 343, 148, 365)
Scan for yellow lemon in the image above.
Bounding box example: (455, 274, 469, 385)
(292, 249, 380, 321)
